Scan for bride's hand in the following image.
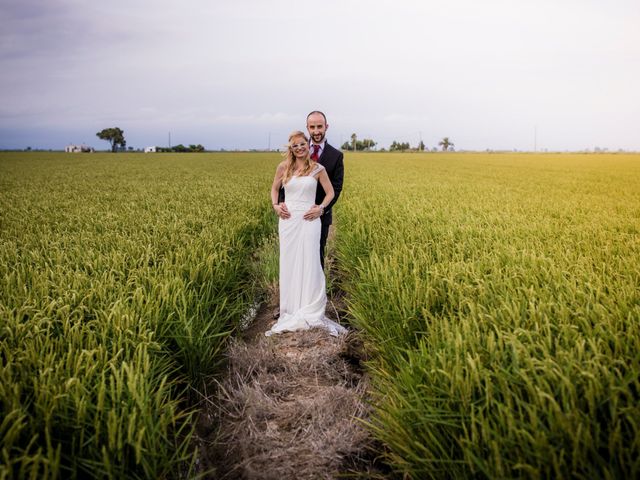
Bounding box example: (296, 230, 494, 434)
(303, 205, 323, 220)
(274, 202, 291, 219)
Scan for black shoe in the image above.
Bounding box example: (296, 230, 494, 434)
(272, 308, 280, 319)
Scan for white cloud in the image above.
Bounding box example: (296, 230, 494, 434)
(1, 0, 639, 150)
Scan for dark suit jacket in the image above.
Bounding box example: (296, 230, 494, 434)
(278, 142, 344, 226)
(314, 142, 344, 226)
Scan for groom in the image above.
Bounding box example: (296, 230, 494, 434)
(274, 111, 344, 318)
(302, 110, 344, 268)
(278, 111, 344, 268)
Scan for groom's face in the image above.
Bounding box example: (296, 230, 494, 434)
(307, 113, 327, 144)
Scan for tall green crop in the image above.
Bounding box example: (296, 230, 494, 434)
(0, 152, 278, 479)
(335, 153, 640, 478)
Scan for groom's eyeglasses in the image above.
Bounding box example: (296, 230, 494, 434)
(291, 143, 307, 149)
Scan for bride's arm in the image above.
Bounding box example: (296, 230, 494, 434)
(317, 169, 335, 208)
(302, 169, 334, 221)
(271, 163, 290, 219)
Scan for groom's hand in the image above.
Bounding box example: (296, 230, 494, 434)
(303, 205, 323, 220)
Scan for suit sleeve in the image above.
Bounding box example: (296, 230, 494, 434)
(325, 151, 343, 211)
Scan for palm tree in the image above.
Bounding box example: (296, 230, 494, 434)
(351, 133, 357, 152)
(438, 137, 454, 151)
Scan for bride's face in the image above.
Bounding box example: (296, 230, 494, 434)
(290, 137, 309, 160)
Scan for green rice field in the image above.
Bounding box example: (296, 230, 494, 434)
(1, 151, 639, 478)
(0, 153, 275, 478)
(336, 152, 640, 478)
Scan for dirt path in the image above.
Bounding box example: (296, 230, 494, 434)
(193, 293, 382, 479)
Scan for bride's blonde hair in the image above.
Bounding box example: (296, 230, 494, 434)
(281, 131, 313, 185)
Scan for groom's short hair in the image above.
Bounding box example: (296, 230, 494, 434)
(306, 110, 327, 124)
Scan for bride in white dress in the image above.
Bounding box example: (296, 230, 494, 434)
(266, 131, 347, 337)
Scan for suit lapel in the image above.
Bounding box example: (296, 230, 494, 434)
(319, 143, 331, 167)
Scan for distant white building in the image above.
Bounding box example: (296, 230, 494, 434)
(144, 146, 157, 153)
(65, 144, 94, 153)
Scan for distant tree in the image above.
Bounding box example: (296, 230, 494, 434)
(172, 144, 188, 153)
(418, 140, 425, 151)
(351, 133, 357, 152)
(341, 138, 376, 151)
(390, 141, 410, 151)
(156, 144, 204, 153)
(360, 138, 376, 150)
(438, 137, 454, 151)
(96, 127, 126, 152)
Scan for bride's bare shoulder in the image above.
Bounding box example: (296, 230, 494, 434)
(276, 161, 288, 171)
(312, 163, 325, 176)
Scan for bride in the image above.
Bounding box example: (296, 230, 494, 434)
(266, 131, 347, 337)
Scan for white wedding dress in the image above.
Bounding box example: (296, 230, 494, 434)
(266, 164, 347, 337)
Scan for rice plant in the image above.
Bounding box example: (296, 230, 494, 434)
(335, 152, 640, 479)
(0, 152, 278, 478)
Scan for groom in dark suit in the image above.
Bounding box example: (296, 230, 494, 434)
(278, 111, 344, 268)
(302, 111, 344, 268)
(273, 111, 344, 318)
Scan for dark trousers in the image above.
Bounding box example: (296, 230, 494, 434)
(320, 220, 330, 269)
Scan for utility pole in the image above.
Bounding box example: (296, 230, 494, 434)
(268, 132, 271, 151)
(168, 132, 171, 148)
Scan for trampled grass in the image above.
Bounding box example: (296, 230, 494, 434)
(334, 152, 640, 478)
(0, 152, 278, 478)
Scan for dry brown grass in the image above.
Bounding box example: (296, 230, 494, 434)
(193, 227, 385, 479)
(194, 311, 379, 479)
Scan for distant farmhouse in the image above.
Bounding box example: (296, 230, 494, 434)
(144, 146, 157, 153)
(65, 144, 94, 153)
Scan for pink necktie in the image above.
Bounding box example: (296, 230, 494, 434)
(311, 144, 320, 161)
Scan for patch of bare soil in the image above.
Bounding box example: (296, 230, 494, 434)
(193, 295, 383, 479)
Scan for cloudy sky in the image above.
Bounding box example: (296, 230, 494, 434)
(1, 0, 639, 151)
